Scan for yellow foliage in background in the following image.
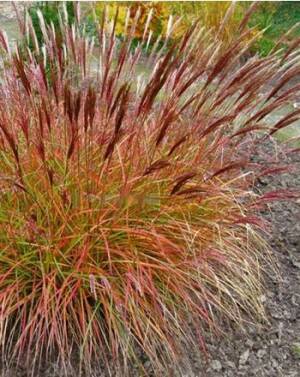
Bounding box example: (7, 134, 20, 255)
(170, 2, 246, 42)
(93, 1, 252, 44)
(94, 2, 167, 39)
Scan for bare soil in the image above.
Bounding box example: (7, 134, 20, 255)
(191, 141, 300, 377)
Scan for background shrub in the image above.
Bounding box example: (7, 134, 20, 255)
(77, 1, 300, 56)
(91, 1, 250, 46)
(28, 1, 75, 47)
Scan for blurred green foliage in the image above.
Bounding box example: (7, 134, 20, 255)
(28, 2, 75, 47)
(249, 2, 300, 56)
(28, 1, 300, 56)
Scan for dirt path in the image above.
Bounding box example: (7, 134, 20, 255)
(0, 2, 22, 44)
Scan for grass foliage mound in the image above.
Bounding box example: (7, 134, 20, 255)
(0, 3, 298, 375)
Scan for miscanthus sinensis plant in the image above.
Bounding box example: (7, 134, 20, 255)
(0, 3, 299, 375)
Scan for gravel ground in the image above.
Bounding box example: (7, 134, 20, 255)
(190, 142, 300, 377)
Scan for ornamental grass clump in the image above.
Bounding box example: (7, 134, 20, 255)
(0, 3, 299, 375)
